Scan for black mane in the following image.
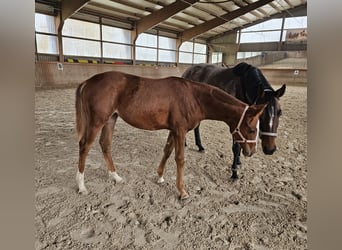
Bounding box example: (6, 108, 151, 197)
(233, 62, 273, 103)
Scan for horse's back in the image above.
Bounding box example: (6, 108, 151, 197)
(182, 64, 226, 83)
(82, 72, 204, 131)
(183, 64, 241, 98)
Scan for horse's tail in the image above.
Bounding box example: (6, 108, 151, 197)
(75, 82, 88, 142)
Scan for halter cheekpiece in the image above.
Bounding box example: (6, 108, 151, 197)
(232, 106, 258, 144)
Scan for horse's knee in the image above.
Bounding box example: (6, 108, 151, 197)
(99, 139, 109, 152)
(175, 155, 184, 166)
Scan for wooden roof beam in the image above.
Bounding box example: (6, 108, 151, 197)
(135, 0, 200, 36)
(180, 0, 274, 42)
(61, 0, 91, 21)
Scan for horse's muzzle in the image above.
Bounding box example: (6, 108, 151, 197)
(242, 147, 256, 157)
(263, 146, 276, 155)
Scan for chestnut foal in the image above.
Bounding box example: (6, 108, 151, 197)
(75, 71, 266, 199)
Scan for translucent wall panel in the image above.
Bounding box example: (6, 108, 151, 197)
(103, 43, 131, 59)
(63, 38, 101, 57)
(36, 34, 58, 54)
(179, 41, 193, 52)
(35, 13, 56, 34)
(158, 49, 176, 62)
(211, 52, 222, 64)
(136, 33, 157, 48)
(243, 18, 282, 32)
(179, 52, 192, 63)
(240, 31, 281, 43)
(284, 16, 307, 29)
(194, 43, 206, 54)
(159, 36, 176, 50)
(136, 47, 157, 61)
(102, 25, 131, 43)
(194, 54, 206, 63)
(63, 19, 100, 40)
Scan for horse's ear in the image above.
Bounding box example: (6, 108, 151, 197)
(254, 103, 267, 116)
(275, 84, 286, 98)
(247, 104, 267, 124)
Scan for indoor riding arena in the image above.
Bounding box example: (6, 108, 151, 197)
(35, 1, 307, 249)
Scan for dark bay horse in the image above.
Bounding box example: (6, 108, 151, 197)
(182, 62, 286, 179)
(75, 71, 266, 199)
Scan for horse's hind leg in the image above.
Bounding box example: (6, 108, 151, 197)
(77, 125, 102, 194)
(99, 113, 123, 183)
(194, 125, 205, 152)
(157, 131, 174, 184)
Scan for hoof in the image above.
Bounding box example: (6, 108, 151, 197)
(109, 171, 123, 183)
(157, 176, 165, 184)
(179, 194, 191, 205)
(230, 174, 239, 181)
(78, 188, 89, 195)
(180, 193, 189, 200)
(198, 147, 205, 153)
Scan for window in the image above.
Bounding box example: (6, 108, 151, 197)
(63, 19, 100, 40)
(239, 30, 281, 43)
(179, 41, 207, 64)
(103, 43, 131, 59)
(284, 16, 307, 29)
(238, 16, 307, 44)
(102, 26, 132, 59)
(136, 47, 157, 61)
(102, 25, 131, 43)
(136, 33, 157, 48)
(158, 36, 176, 62)
(211, 52, 223, 64)
(35, 13, 56, 34)
(36, 34, 58, 54)
(35, 13, 58, 54)
(63, 38, 101, 57)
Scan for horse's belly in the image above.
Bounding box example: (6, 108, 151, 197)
(117, 108, 169, 131)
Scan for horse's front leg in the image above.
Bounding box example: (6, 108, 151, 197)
(174, 131, 189, 200)
(157, 132, 174, 184)
(194, 125, 205, 152)
(231, 141, 241, 180)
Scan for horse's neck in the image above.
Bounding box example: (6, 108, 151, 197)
(197, 86, 244, 129)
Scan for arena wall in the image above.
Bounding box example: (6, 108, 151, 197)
(35, 62, 189, 89)
(35, 62, 306, 89)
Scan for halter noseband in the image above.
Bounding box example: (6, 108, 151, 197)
(259, 131, 277, 137)
(232, 106, 258, 144)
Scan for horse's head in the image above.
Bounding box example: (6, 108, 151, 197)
(256, 84, 286, 155)
(232, 104, 267, 157)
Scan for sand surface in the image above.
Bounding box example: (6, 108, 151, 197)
(35, 85, 307, 249)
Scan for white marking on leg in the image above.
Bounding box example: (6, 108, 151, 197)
(76, 171, 88, 194)
(109, 171, 123, 183)
(157, 176, 165, 184)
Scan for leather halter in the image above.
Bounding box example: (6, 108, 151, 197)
(232, 106, 258, 144)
